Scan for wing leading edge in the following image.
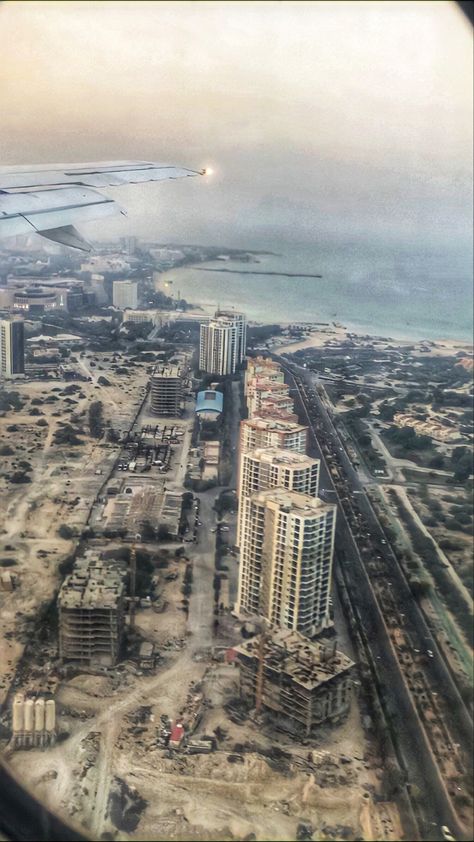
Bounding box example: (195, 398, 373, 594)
(0, 161, 204, 251)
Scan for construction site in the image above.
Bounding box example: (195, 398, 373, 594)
(0, 345, 428, 842)
(234, 628, 355, 737)
(58, 555, 127, 667)
(10, 692, 56, 750)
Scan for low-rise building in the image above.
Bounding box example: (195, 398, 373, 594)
(195, 389, 224, 422)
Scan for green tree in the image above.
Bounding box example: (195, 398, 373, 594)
(88, 401, 104, 438)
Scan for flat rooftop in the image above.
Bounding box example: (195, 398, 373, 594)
(248, 378, 289, 392)
(234, 628, 354, 690)
(245, 447, 317, 469)
(243, 417, 306, 433)
(253, 487, 335, 515)
(58, 558, 126, 610)
(153, 364, 181, 379)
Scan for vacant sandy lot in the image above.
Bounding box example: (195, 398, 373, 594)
(0, 355, 150, 705)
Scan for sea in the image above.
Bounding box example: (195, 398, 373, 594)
(158, 240, 473, 343)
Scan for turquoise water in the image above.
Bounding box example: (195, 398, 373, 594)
(160, 240, 473, 342)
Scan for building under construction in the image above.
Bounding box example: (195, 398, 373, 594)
(234, 628, 355, 737)
(150, 364, 183, 416)
(58, 557, 126, 667)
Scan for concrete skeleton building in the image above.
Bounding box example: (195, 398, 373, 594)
(0, 318, 25, 379)
(58, 558, 126, 667)
(239, 417, 308, 456)
(199, 310, 247, 375)
(237, 448, 320, 545)
(234, 628, 354, 736)
(236, 488, 336, 637)
(113, 280, 138, 310)
(151, 364, 183, 416)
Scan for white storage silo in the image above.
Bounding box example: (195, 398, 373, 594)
(24, 699, 34, 732)
(45, 699, 56, 732)
(12, 694, 24, 733)
(34, 697, 45, 733)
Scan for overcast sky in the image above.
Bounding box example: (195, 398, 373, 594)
(1, 0, 472, 249)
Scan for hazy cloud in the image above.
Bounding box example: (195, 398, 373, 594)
(0, 0, 472, 249)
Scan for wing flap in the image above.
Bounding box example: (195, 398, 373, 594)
(0, 159, 204, 248)
(0, 161, 201, 191)
(0, 187, 122, 244)
(39, 225, 92, 251)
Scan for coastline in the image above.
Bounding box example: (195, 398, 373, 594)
(155, 255, 473, 348)
(271, 326, 473, 357)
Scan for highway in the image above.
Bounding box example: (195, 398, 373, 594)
(279, 357, 473, 842)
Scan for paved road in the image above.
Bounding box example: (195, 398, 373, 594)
(278, 359, 472, 842)
(187, 489, 218, 649)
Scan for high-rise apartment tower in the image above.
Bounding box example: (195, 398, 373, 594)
(0, 319, 25, 379)
(236, 488, 336, 636)
(199, 310, 247, 375)
(237, 447, 320, 545)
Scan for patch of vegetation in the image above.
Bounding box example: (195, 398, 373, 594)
(58, 524, 75, 540)
(384, 425, 432, 450)
(9, 472, 32, 484)
(53, 424, 84, 446)
(88, 401, 105, 438)
(0, 391, 24, 411)
(58, 554, 76, 576)
(247, 323, 283, 347)
(389, 490, 473, 645)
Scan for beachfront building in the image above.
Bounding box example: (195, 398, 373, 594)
(199, 310, 247, 376)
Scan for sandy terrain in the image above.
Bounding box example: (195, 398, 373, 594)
(0, 355, 150, 705)
(275, 327, 473, 358)
(2, 348, 405, 842)
(9, 648, 397, 842)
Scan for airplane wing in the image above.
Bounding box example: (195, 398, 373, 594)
(0, 161, 204, 251)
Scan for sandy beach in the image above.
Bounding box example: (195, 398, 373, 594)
(272, 325, 474, 357)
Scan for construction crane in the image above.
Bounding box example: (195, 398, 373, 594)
(255, 621, 267, 715)
(129, 543, 137, 629)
